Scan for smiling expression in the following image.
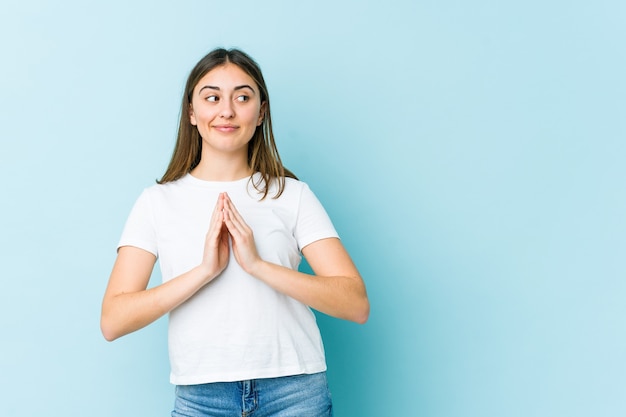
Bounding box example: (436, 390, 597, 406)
(189, 63, 266, 157)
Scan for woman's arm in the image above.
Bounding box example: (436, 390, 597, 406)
(223, 194, 370, 324)
(101, 247, 213, 341)
(100, 194, 230, 341)
(257, 238, 369, 323)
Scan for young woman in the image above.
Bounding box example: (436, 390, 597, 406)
(101, 48, 369, 416)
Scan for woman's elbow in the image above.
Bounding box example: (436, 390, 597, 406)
(358, 302, 370, 324)
(100, 314, 121, 342)
(350, 297, 370, 324)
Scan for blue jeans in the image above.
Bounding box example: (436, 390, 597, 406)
(171, 372, 333, 416)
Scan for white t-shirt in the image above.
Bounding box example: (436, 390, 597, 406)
(118, 173, 339, 385)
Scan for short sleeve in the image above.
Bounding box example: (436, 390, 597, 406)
(294, 183, 339, 250)
(117, 189, 158, 257)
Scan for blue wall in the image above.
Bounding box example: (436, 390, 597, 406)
(1, 1, 624, 416)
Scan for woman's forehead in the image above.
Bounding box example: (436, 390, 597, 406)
(195, 64, 258, 91)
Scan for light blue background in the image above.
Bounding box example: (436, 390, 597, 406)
(1, 1, 624, 416)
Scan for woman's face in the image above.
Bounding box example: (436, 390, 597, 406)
(189, 63, 265, 157)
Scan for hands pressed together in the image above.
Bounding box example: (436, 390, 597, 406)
(201, 192, 261, 282)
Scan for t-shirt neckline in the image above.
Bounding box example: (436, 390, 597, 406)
(181, 172, 259, 188)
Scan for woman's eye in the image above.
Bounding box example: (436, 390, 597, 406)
(206, 95, 218, 102)
(236, 95, 249, 102)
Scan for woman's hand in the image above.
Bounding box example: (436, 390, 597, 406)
(222, 192, 262, 274)
(200, 193, 230, 282)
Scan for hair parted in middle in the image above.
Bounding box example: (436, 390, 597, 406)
(158, 47, 296, 199)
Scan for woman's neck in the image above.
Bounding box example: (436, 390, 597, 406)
(190, 153, 253, 182)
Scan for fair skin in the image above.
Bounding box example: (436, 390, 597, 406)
(101, 63, 369, 342)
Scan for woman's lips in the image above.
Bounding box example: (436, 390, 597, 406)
(213, 124, 238, 132)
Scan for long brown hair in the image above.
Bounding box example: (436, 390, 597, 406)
(158, 48, 296, 199)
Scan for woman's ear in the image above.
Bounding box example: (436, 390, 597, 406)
(189, 104, 197, 126)
(257, 102, 267, 126)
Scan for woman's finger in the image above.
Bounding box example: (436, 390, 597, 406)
(223, 194, 248, 236)
(208, 192, 224, 223)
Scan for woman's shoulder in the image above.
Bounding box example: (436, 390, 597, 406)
(283, 175, 304, 188)
(137, 174, 193, 200)
(271, 176, 324, 206)
(270, 175, 308, 195)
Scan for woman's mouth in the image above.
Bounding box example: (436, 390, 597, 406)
(213, 124, 238, 132)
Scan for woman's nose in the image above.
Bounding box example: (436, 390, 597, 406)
(219, 101, 235, 118)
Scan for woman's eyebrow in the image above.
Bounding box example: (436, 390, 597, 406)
(234, 84, 255, 92)
(198, 84, 255, 94)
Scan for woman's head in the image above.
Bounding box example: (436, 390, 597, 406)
(159, 48, 295, 197)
